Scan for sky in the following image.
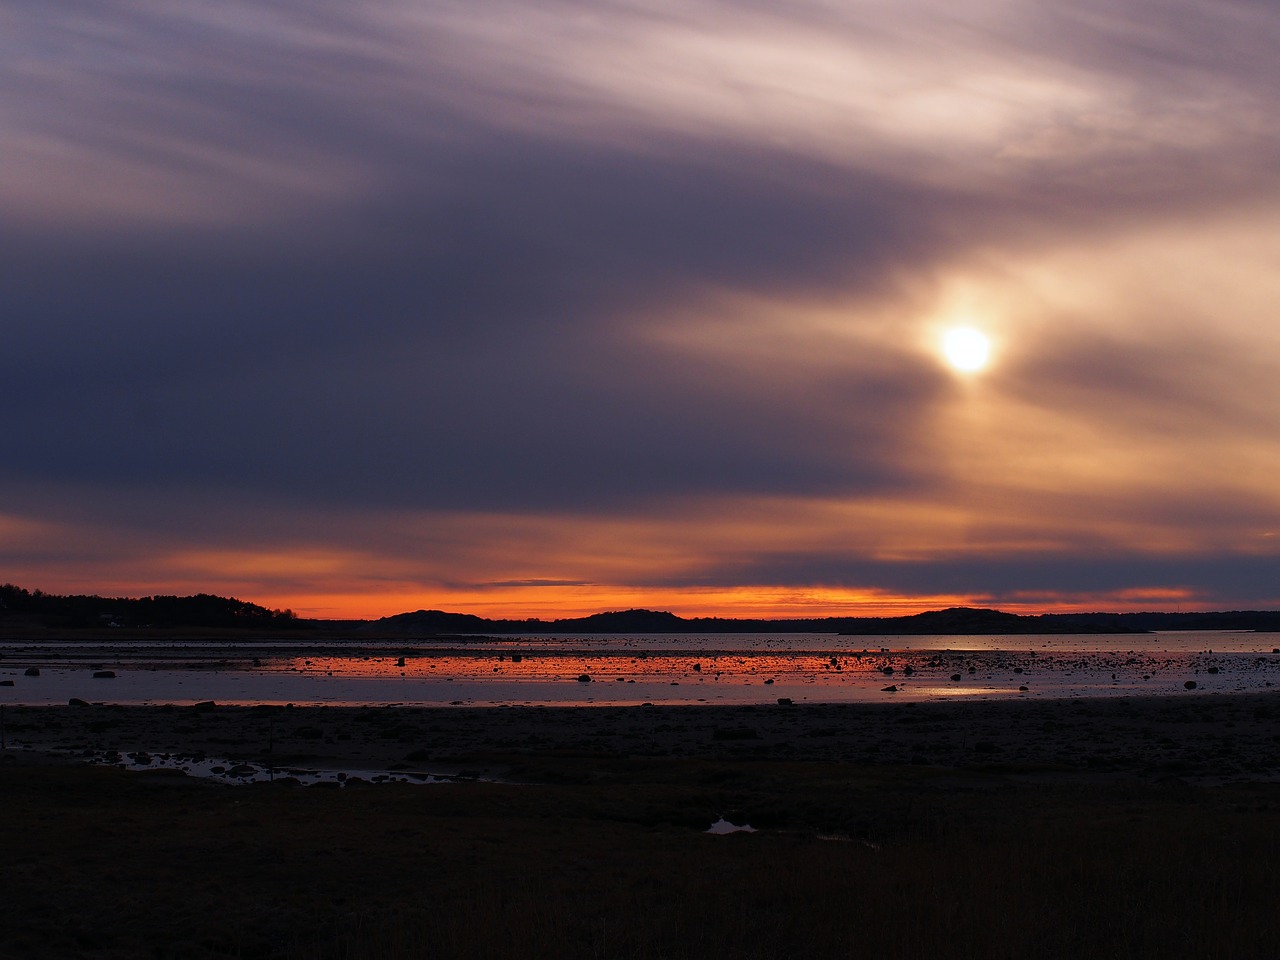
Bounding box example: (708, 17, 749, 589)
(4, 0, 1280, 620)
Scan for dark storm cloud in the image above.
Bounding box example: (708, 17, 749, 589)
(6, 0, 986, 513)
(2, 126, 955, 510)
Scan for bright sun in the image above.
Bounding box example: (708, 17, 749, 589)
(942, 326, 991, 372)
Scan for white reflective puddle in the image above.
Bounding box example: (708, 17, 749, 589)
(706, 817, 756, 835)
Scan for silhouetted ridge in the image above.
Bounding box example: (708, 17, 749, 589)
(0, 583, 298, 630)
(366, 609, 496, 635)
(1043, 610, 1280, 633)
(7, 584, 1280, 635)
(364, 608, 686, 635)
(564, 609, 686, 632)
(834, 607, 1008, 635)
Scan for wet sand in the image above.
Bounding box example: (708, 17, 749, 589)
(5, 690, 1279, 784)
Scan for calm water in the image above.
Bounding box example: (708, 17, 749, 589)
(3, 631, 1279, 707)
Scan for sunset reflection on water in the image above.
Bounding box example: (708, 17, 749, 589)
(5, 634, 1280, 707)
(272, 651, 890, 687)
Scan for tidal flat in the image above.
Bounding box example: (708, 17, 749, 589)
(4, 693, 1280, 958)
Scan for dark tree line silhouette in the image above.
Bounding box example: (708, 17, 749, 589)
(0, 584, 299, 630)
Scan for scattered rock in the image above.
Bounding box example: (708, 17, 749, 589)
(0, 680, 12, 686)
(92, 670, 116, 679)
(192, 700, 217, 711)
(881, 685, 898, 692)
(24, 667, 40, 677)
(68, 698, 91, 707)
(1184, 680, 1197, 690)
(950, 674, 962, 682)
(776, 698, 793, 705)
(576, 674, 592, 683)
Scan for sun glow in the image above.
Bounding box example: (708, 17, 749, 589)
(942, 326, 991, 372)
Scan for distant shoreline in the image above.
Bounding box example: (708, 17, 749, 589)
(6, 582, 1280, 637)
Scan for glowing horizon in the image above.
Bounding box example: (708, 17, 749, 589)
(5, 576, 1222, 623)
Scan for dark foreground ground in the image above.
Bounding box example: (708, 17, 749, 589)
(4, 693, 1280, 959)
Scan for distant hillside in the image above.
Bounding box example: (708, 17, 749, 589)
(1043, 610, 1280, 633)
(7, 583, 1280, 636)
(364, 609, 496, 635)
(364, 607, 689, 636)
(368, 605, 1280, 636)
(0, 584, 301, 631)
(835, 606, 1075, 635)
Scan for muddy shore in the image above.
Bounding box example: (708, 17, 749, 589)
(5, 690, 1279, 784)
(6, 692, 1280, 958)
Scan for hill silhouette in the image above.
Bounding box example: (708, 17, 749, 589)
(368, 604, 1280, 635)
(7, 584, 1280, 636)
(0, 583, 300, 632)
